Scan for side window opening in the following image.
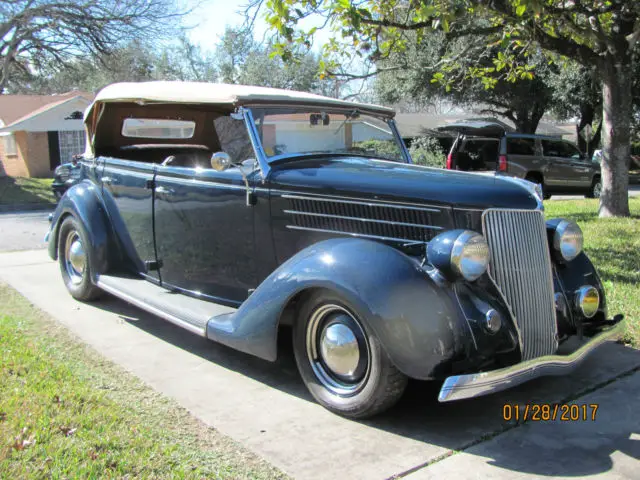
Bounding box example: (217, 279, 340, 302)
(213, 116, 255, 166)
(457, 138, 499, 171)
(507, 138, 536, 156)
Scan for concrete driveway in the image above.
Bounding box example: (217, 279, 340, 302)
(1, 249, 638, 479)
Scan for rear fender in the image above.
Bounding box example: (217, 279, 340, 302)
(47, 180, 115, 282)
(207, 238, 469, 379)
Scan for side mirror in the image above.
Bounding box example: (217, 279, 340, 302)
(210, 152, 232, 171)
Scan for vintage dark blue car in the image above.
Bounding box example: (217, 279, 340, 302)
(46, 82, 624, 418)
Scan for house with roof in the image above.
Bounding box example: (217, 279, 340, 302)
(0, 92, 93, 177)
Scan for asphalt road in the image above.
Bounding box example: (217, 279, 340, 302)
(550, 184, 640, 200)
(0, 209, 52, 252)
(1, 249, 639, 479)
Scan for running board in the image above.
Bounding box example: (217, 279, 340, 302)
(96, 274, 237, 337)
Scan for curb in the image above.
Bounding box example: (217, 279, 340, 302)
(0, 203, 55, 213)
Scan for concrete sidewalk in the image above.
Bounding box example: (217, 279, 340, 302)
(1, 249, 638, 479)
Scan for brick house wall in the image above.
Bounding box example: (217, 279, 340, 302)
(0, 131, 51, 177)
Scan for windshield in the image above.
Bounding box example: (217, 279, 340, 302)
(249, 107, 406, 163)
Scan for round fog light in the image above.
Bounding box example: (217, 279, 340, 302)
(483, 309, 502, 334)
(576, 286, 599, 318)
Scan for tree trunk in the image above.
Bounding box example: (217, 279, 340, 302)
(514, 105, 544, 134)
(575, 102, 602, 159)
(599, 59, 632, 217)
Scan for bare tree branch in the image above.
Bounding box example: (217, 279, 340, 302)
(0, 0, 189, 93)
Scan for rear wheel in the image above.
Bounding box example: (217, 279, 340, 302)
(58, 216, 102, 301)
(293, 290, 407, 419)
(586, 177, 602, 199)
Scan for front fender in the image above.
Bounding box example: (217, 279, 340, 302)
(47, 180, 115, 282)
(554, 252, 608, 327)
(207, 238, 473, 379)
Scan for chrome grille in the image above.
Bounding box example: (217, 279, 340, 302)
(482, 209, 558, 360)
(283, 194, 451, 244)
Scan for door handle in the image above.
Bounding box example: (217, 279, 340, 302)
(155, 186, 175, 196)
(101, 176, 114, 185)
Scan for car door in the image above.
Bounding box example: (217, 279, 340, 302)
(101, 156, 159, 281)
(153, 115, 258, 305)
(562, 141, 592, 187)
(541, 139, 577, 188)
(153, 164, 256, 305)
(505, 136, 539, 178)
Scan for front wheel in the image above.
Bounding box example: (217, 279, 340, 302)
(58, 216, 102, 301)
(293, 290, 407, 419)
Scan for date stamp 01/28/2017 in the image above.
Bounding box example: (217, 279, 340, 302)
(503, 403, 599, 422)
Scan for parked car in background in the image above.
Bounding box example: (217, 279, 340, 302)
(441, 120, 602, 199)
(46, 82, 623, 418)
(51, 155, 83, 200)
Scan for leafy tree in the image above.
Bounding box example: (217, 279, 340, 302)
(374, 30, 553, 133)
(546, 61, 603, 157)
(0, 0, 186, 93)
(215, 26, 330, 93)
(215, 26, 257, 84)
(262, 0, 640, 217)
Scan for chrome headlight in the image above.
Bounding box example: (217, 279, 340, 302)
(54, 165, 70, 181)
(575, 286, 599, 318)
(553, 220, 583, 262)
(428, 230, 490, 281)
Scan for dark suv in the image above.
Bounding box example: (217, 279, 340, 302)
(442, 121, 601, 199)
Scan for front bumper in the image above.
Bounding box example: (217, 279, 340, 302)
(438, 315, 625, 402)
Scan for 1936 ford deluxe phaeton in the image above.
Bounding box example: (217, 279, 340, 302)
(47, 81, 624, 418)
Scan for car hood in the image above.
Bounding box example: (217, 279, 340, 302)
(267, 156, 540, 210)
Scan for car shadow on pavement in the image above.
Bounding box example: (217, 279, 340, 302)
(93, 292, 640, 477)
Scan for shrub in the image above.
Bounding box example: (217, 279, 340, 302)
(409, 136, 446, 168)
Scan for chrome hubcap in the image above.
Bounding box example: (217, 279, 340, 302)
(306, 304, 369, 396)
(320, 323, 360, 378)
(64, 231, 85, 284)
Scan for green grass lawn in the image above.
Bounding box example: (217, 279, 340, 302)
(545, 198, 640, 346)
(0, 177, 55, 205)
(0, 285, 285, 479)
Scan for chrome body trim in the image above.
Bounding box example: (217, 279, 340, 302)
(96, 278, 206, 337)
(240, 107, 271, 180)
(482, 208, 558, 360)
(283, 210, 444, 230)
(438, 317, 625, 402)
(285, 225, 428, 244)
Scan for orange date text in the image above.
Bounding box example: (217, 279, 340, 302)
(502, 403, 599, 422)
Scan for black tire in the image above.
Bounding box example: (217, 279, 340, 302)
(293, 290, 407, 419)
(525, 173, 550, 200)
(586, 177, 602, 199)
(58, 216, 102, 301)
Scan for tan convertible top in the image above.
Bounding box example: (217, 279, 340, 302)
(86, 81, 394, 118)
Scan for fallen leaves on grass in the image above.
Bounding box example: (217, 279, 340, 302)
(59, 426, 77, 437)
(12, 428, 36, 451)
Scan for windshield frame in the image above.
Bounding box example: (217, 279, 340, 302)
(242, 105, 410, 178)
